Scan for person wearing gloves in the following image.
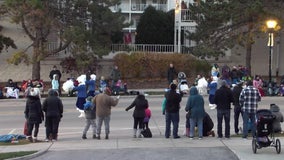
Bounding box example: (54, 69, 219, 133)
(125, 92, 149, 138)
(92, 87, 119, 140)
(73, 75, 87, 118)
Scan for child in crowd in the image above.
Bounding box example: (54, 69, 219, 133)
(143, 105, 151, 130)
(99, 76, 107, 93)
(82, 96, 96, 139)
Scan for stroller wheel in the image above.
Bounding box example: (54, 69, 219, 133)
(252, 138, 257, 154)
(276, 139, 281, 154)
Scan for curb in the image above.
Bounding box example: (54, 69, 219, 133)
(6, 142, 53, 160)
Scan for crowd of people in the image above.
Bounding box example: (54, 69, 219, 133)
(3, 63, 284, 143)
(165, 62, 283, 140)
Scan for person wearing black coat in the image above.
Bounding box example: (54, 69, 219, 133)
(42, 89, 63, 141)
(203, 112, 215, 137)
(164, 83, 182, 139)
(214, 80, 234, 138)
(126, 93, 148, 138)
(232, 82, 244, 135)
(167, 63, 177, 85)
(24, 89, 44, 142)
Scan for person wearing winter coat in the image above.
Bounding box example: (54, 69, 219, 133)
(185, 86, 205, 139)
(164, 83, 182, 139)
(82, 96, 96, 139)
(143, 105, 152, 130)
(208, 76, 218, 109)
(42, 89, 64, 141)
(167, 63, 178, 85)
(51, 74, 59, 92)
(214, 80, 234, 139)
(125, 92, 149, 138)
(270, 104, 284, 133)
(203, 112, 215, 137)
(92, 87, 119, 140)
(232, 81, 244, 135)
(24, 88, 44, 142)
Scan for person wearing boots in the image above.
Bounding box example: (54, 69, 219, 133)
(82, 96, 96, 139)
(92, 87, 119, 140)
(42, 89, 64, 142)
(125, 92, 149, 138)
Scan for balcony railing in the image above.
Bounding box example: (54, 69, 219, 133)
(111, 44, 193, 54)
(110, 3, 168, 12)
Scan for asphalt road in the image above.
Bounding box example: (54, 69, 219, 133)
(0, 94, 283, 160)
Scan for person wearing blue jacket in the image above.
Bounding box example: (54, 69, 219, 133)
(73, 75, 87, 118)
(185, 86, 205, 139)
(85, 74, 96, 97)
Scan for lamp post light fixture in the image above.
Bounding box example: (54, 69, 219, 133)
(266, 20, 278, 83)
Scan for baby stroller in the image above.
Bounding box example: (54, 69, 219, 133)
(252, 109, 281, 154)
(177, 72, 189, 94)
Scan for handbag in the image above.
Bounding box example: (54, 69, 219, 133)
(141, 128, 152, 138)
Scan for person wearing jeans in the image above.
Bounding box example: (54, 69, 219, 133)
(216, 109, 231, 138)
(239, 80, 261, 139)
(164, 83, 182, 139)
(214, 80, 234, 138)
(185, 86, 205, 139)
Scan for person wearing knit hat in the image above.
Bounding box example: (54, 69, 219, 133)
(82, 96, 96, 139)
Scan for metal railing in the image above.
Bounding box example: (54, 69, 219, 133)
(110, 4, 168, 12)
(111, 44, 193, 54)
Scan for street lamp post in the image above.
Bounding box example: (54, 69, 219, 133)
(266, 20, 277, 83)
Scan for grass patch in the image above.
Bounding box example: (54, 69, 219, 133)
(0, 151, 37, 160)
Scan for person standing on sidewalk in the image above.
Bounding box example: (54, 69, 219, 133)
(164, 83, 182, 139)
(92, 87, 119, 140)
(125, 92, 148, 138)
(82, 96, 96, 139)
(185, 86, 205, 139)
(49, 65, 62, 95)
(232, 81, 243, 135)
(42, 89, 64, 141)
(239, 80, 261, 139)
(24, 88, 44, 142)
(167, 63, 178, 85)
(214, 80, 234, 139)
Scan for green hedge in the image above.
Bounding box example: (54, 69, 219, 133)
(113, 52, 211, 79)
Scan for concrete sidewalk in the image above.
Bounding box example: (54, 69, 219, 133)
(1, 135, 283, 160)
